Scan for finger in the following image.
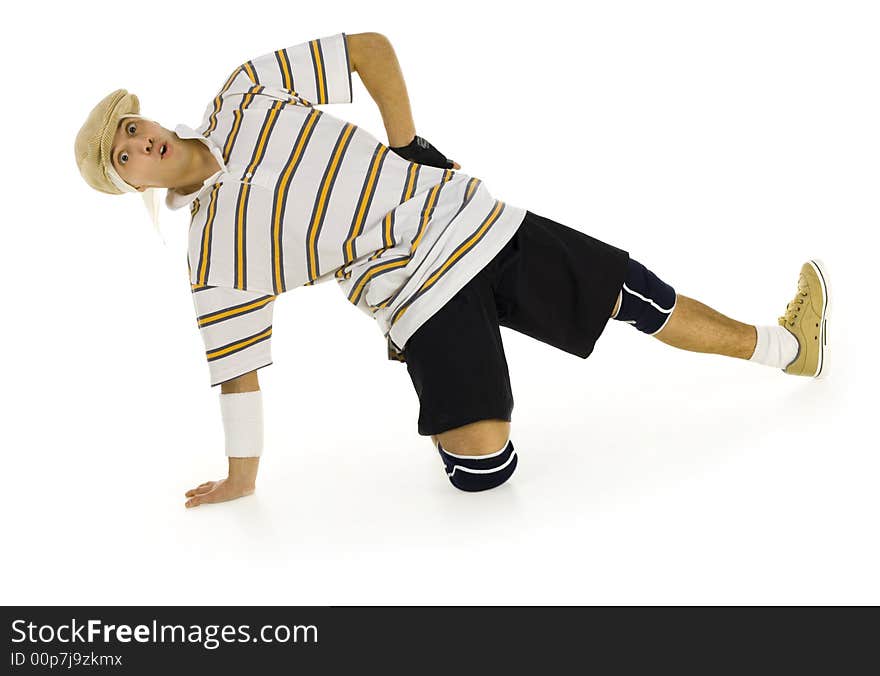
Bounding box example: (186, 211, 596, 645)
(185, 482, 208, 496)
(186, 486, 219, 508)
(185, 481, 215, 497)
(452, 161, 461, 170)
(190, 485, 228, 507)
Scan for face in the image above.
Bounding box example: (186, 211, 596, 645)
(110, 116, 184, 191)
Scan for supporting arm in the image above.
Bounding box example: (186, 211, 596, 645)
(220, 371, 261, 488)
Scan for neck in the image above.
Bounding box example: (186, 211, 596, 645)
(173, 139, 221, 195)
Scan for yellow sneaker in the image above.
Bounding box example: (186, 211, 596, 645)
(779, 259, 830, 378)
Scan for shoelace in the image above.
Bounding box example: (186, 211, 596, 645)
(779, 274, 809, 327)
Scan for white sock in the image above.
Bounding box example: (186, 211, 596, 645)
(749, 325, 799, 368)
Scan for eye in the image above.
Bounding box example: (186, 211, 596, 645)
(118, 122, 136, 165)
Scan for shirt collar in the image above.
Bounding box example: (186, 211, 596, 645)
(165, 124, 227, 211)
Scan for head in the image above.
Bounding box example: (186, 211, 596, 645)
(75, 89, 214, 197)
(109, 116, 184, 192)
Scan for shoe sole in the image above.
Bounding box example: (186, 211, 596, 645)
(807, 258, 830, 379)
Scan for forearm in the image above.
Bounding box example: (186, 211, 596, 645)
(221, 370, 259, 394)
(227, 456, 259, 488)
(348, 32, 416, 147)
(221, 371, 261, 485)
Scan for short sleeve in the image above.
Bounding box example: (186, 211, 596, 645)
(239, 32, 353, 105)
(190, 285, 276, 387)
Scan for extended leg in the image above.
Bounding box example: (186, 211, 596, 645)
(612, 287, 756, 358)
(652, 295, 757, 359)
(611, 257, 801, 369)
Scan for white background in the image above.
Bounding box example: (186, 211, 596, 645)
(1, 0, 877, 605)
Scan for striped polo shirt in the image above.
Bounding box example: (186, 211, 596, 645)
(167, 32, 526, 386)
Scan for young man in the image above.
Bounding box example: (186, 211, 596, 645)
(74, 32, 830, 508)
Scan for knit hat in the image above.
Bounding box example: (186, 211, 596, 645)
(74, 89, 165, 244)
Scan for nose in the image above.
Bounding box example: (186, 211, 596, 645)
(132, 131, 154, 156)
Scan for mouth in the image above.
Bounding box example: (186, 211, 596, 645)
(159, 141, 170, 160)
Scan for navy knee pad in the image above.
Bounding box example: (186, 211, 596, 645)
(612, 258, 677, 335)
(437, 440, 518, 492)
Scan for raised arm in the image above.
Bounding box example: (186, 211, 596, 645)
(346, 32, 417, 147)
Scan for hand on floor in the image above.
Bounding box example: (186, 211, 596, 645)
(184, 477, 255, 508)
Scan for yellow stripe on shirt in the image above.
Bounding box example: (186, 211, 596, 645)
(276, 49, 293, 90)
(347, 256, 410, 306)
(389, 200, 506, 327)
(207, 67, 243, 135)
(402, 163, 419, 202)
(420, 200, 505, 292)
(197, 183, 222, 285)
(241, 61, 259, 84)
(223, 86, 263, 164)
(198, 295, 275, 327)
(410, 170, 454, 253)
(340, 144, 388, 273)
(235, 100, 287, 288)
(309, 39, 328, 103)
(306, 123, 357, 281)
(272, 109, 322, 293)
(206, 326, 272, 361)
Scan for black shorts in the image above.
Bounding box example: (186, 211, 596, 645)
(402, 210, 630, 436)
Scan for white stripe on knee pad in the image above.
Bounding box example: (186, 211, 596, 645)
(439, 439, 511, 461)
(447, 449, 517, 479)
(622, 283, 675, 313)
(648, 293, 678, 335)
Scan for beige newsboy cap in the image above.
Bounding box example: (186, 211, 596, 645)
(74, 89, 141, 195)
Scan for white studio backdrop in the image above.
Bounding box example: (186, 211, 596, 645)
(0, 0, 877, 605)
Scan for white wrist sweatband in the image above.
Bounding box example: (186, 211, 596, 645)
(219, 390, 264, 457)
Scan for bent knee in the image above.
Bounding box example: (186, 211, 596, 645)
(437, 438, 518, 492)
